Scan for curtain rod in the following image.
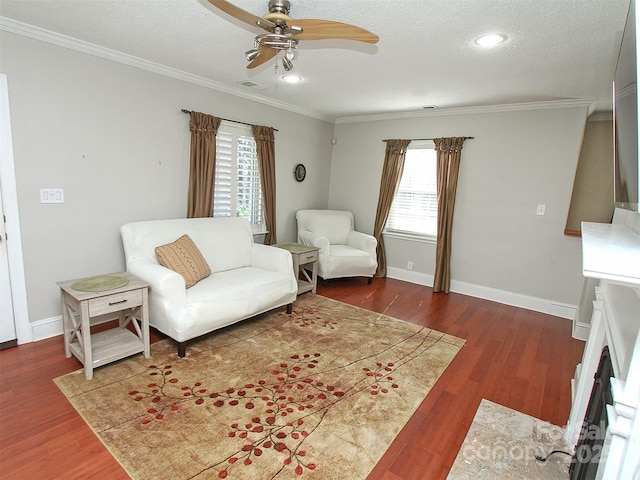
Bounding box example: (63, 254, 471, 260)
(181, 109, 278, 131)
(383, 136, 474, 142)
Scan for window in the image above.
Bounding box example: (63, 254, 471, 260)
(386, 141, 438, 237)
(214, 121, 265, 233)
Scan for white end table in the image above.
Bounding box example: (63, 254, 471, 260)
(276, 243, 319, 295)
(57, 272, 150, 380)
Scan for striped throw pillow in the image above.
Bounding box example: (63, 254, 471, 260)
(155, 234, 211, 288)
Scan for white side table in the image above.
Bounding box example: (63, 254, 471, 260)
(276, 243, 319, 295)
(57, 272, 150, 380)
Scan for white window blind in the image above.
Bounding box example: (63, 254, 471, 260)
(214, 122, 265, 233)
(386, 141, 438, 237)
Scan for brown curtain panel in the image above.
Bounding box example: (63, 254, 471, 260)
(187, 112, 221, 218)
(433, 137, 467, 293)
(252, 125, 277, 245)
(373, 139, 412, 277)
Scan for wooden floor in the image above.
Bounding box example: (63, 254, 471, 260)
(0, 277, 585, 479)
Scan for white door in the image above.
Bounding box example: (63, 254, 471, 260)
(0, 74, 23, 346)
(0, 182, 16, 343)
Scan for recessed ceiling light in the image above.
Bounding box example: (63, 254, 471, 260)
(281, 74, 302, 84)
(475, 34, 507, 47)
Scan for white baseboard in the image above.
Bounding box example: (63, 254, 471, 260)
(386, 267, 577, 320)
(386, 267, 434, 287)
(30, 271, 577, 342)
(572, 321, 591, 341)
(32, 315, 64, 341)
(32, 312, 121, 342)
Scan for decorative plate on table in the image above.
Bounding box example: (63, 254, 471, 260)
(71, 275, 129, 292)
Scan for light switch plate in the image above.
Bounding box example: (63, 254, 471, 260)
(40, 188, 64, 204)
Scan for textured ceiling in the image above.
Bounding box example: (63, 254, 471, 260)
(0, 0, 632, 121)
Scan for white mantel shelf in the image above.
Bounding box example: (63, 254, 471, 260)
(582, 221, 640, 289)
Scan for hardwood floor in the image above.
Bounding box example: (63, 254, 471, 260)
(0, 277, 585, 479)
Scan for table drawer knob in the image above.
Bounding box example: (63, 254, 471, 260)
(108, 299, 128, 306)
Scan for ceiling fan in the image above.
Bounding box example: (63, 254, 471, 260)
(206, 0, 379, 71)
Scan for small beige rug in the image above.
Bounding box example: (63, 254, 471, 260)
(55, 294, 464, 480)
(447, 399, 572, 480)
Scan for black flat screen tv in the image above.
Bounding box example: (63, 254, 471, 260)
(613, 0, 640, 212)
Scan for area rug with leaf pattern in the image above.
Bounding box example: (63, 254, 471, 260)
(54, 294, 464, 480)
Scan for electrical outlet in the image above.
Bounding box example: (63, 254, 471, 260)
(407, 261, 413, 271)
(536, 204, 546, 216)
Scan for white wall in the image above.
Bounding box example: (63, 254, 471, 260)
(330, 106, 590, 313)
(1, 29, 593, 330)
(0, 32, 334, 325)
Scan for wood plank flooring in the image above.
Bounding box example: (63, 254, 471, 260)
(0, 277, 585, 479)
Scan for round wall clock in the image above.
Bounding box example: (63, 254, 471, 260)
(294, 163, 306, 182)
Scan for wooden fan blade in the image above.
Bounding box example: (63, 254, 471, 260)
(291, 19, 379, 44)
(247, 46, 278, 69)
(206, 0, 274, 30)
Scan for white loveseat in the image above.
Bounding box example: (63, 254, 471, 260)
(121, 217, 297, 356)
(296, 210, 377, 285)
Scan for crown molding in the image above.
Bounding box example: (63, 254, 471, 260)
(0, 17, 332, 123)
(588, 111, 613, 122)
(335, 99, 596, 124)
(0, 16, 602, 126)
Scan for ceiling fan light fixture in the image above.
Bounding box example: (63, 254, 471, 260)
(256, 33, 299, 50)
(282, 55, 293, 71)
(285, 47, 295, 61)
(475, 33, 507, 47)
(245, 48, 261, 61)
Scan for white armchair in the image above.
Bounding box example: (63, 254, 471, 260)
(296, 210, 377, 285)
